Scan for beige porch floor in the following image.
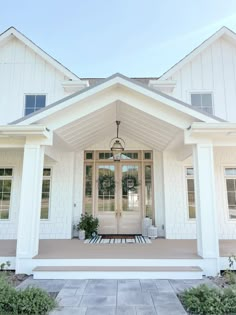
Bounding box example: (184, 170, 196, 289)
(0, 239, 235, 259)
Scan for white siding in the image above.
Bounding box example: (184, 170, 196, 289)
(214, 147, 236, 239)
(0, 37, 68, 124)
(163, 151, 196, 239)
(40, 149, 74, 239)
(171, 37, 236, 121)
(0, 149, 23, 239)
(0, 149, 74, 240)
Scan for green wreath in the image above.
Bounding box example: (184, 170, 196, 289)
(98, 174, 115, 195)
(122, 175, 139, 194)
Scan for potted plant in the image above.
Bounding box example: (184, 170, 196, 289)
(76, 213, 99, 239)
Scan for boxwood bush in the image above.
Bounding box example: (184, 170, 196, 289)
(0, 275, 56, 315)
(180, 284, 236, 315)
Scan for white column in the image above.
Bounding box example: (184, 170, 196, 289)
(16, 144, 44, 273)
(193, 143, 219, 274)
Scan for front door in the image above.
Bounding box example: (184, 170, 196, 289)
(96, 163, 142, 234)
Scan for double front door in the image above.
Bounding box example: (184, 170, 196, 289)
(96, 163, 142, 234)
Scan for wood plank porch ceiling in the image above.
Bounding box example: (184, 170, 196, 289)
(55, 102, 180, 151)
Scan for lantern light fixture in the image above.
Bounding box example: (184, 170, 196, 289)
(110, 121, 125, 161)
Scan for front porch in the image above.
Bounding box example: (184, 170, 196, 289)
(2, 75, 236, 278)
(1, 239, 234, 260)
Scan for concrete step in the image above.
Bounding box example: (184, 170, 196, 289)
(33, 265, 203, 280)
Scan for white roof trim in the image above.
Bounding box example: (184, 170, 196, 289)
(0, 125, 50, 138)
(0, 27, 80, 81)
(190, 122, 236, 133)
(160, 26, 236, 80)
(12, 74, 222, 126)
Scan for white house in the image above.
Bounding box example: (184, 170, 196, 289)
(0, 26, 236, 279)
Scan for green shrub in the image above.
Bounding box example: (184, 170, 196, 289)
(0, 275, 56, 315)
(180, 284, 236, 315)
(76, 212, 99, 239)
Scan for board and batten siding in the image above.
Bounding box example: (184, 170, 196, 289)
(0, 149, 75, 240)
(0, 36, 69, 124)
(170, 37, 236, 121)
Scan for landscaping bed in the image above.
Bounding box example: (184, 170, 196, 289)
(0, 273, 56, 315)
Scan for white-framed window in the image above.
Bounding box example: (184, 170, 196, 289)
(41, 168, 51, 220)
(0, 168, 13, 220)
(24, 94, 46, 116)
(225, 168, 236, 219)
(185, 167, 196, 219)
(190, 92, 213, 114)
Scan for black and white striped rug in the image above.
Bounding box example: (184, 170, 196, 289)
(84, 235, 151, 244)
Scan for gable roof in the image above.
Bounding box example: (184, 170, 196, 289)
(160, 26, 236, 80)
(11, 73, 223, 126)
(0, 26, 81, 81)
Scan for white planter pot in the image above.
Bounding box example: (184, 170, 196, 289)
(78, 230, 85, 240)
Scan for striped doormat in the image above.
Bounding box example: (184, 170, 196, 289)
(84, 235, 151, 244)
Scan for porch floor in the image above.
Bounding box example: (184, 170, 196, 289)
(0, 239, 235, 259)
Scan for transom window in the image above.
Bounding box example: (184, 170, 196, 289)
(225, 168, 236, 219)
(0, 168, 13, 220)
(190, 93, 213, 114)
(41, 168, 51, 220)
(186, 167, 196, 219)
(85, 151, 148, 161)
(24, 94, 46, 116)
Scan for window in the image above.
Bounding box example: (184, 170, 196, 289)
(84, 165, 93, 214)
(0, 168, 13, 220)
(41, 168, 51, 219)
(24, 95, 46, 116)
(225, 168, 236, 219)
(190, 93, 213, 114)
(186, 167, 196, 219)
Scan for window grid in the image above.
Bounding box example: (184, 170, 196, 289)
(186, 167, 196, 219)
(24, 94, 46, 116)
(41, 168, 51, 220)
(190, 93, 213, 114)
(225, 168, 236, 219)
(0, 168, 13, 220)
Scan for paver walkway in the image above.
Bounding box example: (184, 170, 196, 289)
(17, 277, 213, 315)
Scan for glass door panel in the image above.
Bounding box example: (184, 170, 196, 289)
(98, 165, 115, 212)
(96, 164, 117, 234)
(118, 164, 142, 234)
(121, 165, 140, 212)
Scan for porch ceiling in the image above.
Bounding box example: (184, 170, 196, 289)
(55, 102, 180, 151)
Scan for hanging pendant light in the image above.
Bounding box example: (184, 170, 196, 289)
(110, 121, 125, 161)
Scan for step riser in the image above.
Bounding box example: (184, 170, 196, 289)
(33, 259, 203, 267)
(33, 271, 203, 280)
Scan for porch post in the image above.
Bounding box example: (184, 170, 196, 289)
(16, 144, 44, 274)
(193, 143, 219, 275)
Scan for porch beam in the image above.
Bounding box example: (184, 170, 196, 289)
(193, 143, 219, 275)
(16, 144, 45, 274)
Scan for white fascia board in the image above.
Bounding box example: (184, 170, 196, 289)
(0, 27, 79, 80)
(0, 125, 50, 138)
(62, 80, 89, 92)
(189, 122, 236, 133)
(16, 75, 220, 125)
(160, 27, 235, 80)
(148, 80, 176, 86)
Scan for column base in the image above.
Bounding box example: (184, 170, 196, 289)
(201, 257, 220, 277)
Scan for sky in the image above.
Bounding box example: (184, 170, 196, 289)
(1, 0, 236, 78)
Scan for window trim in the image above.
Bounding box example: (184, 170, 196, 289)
(23, 93, 47, 117)
(189, 91, 214, 115)
(40, 167, 52, 221)
(0, 166, 14, 221)
(184, 166, 196, 221)
(224, 165, 236, 221)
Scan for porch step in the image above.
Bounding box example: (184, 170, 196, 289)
(33, 265, 203, 280)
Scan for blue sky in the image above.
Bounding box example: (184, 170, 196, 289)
(1, 0, 236, 78)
